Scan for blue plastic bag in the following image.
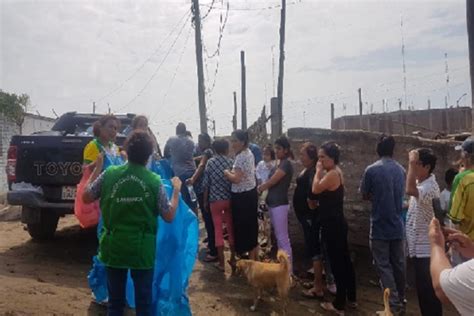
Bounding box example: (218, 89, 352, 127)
(89, 162, 198, 315)
(150, 158, 174, 180)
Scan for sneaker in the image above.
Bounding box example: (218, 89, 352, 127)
(327, 283, 337, 295)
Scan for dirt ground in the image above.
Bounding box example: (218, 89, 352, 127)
(0, 214, 457, 316)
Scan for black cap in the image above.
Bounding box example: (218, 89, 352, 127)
(455, 137, 474, 154)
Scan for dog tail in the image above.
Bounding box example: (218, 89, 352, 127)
(277, 250, 290, 274)
(383, 288, 391, 312)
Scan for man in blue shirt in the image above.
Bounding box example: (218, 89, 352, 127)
(360, 135, 406, 313)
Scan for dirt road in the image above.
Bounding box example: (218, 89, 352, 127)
(0, 215, 457, 315)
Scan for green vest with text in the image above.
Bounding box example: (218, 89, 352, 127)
(98, 163, 162, 269)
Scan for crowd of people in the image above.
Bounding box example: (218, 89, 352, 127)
(79, 114, 474, 316)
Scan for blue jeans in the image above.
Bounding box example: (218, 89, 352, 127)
(106, 267, 154, 316)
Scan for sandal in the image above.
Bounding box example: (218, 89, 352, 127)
(203, 254, 218, 262)
(301, 288, 324, 300)
(320, 302, 345, 315)
(213, 263, 225, 272)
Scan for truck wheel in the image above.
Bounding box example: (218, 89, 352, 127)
(24, 208, 59, 240)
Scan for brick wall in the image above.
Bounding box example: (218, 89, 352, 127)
(286, 128, 460, 250)
(332, 107, 472, 137)
(0, 114, 20, 193)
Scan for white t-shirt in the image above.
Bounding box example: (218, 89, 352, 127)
(406, 174, 440, 258)
(256, 160, 276, 183)
(440, 259, 474, 315)
(440, 188, 451, 212)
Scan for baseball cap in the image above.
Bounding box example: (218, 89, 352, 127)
(455, 137, 474, 154)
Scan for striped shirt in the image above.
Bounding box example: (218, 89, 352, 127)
(406, 174, 440, 258)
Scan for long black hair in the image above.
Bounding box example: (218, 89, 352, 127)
(320, 141, 340, 164)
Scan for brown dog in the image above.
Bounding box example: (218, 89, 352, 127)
(236, 250, 291, 312)
(376, 288, 394, 316)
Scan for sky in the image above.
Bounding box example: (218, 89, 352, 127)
(0, 0, 471, 143)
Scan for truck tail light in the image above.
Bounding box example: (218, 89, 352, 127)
(6, 145, 17, 182)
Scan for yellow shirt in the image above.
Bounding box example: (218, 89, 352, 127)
(83, 139, 119, 165)
(448, 170, 474, 239)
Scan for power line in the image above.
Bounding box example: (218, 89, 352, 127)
(152, 25, 193, 122)
(94, 9, 191, 108)
(200, 0, 301, 11)
(115, 13, 192, 113)
(201, 0, 217, 20)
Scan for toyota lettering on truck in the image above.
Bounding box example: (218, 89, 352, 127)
(5, 112, 135, 240)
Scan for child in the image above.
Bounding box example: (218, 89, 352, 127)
(256, 145, 277, 205)
(255, 145, 276, 252)
(202, 139, 236, 272)
(440, 168, 458, 224)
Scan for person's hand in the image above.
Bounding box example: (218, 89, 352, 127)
(429, 218, 445, 248)
(223, 169, 231, 179)
(185, 178, 194, 186)
(171, 177, 182, 192)
(257, 184, 264, 194)
(446, 230, 474, 259)
(408, 150, 419, 165)
(120, 150, 128, 161)
(92, 153, 104, 172)
(316, 161, 324, 173)
(307, 198, 318, 210)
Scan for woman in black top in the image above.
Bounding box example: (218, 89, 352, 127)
(295, 143, 335, 299)
(312, 142, 356, 315)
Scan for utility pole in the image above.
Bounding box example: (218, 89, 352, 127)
(358, 88, 363, 115)
(276, 0, 286, 136)
(192, 0, 208, 134)
(445, 52, 450, 108)
(107, 103, 111, 114)
(467, 0, 474, 135)
(93, 101, 96, 114)
(212, 119, 216, 137)
(232, 91, 238, 131)
(241, 51, 247, 130)
(330, 103, 335, 129)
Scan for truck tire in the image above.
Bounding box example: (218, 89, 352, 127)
(24, 208, 59, 240)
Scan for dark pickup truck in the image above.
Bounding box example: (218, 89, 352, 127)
(6, 112, 135, 240)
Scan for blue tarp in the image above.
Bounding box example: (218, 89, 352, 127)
(88, 159, 198, 315)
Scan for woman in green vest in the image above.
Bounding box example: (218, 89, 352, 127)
(83, 131, 182, 316)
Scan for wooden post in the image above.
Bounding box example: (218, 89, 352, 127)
(276, 0, 286, 136)
(271, 97, 280, 141)
(330, 103, 335, 129)
(467, 0, 474, 135)
(192, 0, 208, 134)
(93, 101, 96, 114)
(232, 91, 238, 131)
(241, 51, 247, 130)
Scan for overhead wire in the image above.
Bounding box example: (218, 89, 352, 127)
(94, 9, 191, 108)
(115, 12, 192, 113)
(151, 25, 194, 122)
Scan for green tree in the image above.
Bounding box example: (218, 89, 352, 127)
(0, 90, 30, 126)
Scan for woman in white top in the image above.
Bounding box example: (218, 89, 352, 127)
(224, 130, 259, 261)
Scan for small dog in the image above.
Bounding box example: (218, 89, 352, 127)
(376, 288, 393, 316)
(236, 250, 291, 312)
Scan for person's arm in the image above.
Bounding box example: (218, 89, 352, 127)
(224, 168, 244, 184)
(82, 154, 104, 204)
(257, 163, 286, 193)
(187, 153, 210, 185)
(161, 177, 182, 223)
(406, 150, 419, 197)
(312, 162, 338, 194)
(360, 168, 372, 201)
(445, 227, 474, 259)
(429, 218, 452, 304)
